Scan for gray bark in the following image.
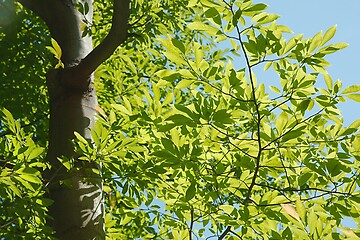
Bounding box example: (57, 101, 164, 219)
(17, 0, 130, 239)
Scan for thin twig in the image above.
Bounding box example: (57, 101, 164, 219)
(189, 209, 194, 240)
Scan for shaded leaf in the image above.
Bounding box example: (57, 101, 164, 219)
(185, 182, 196, 201)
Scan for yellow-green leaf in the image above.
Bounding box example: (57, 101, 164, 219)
(342, 85, 360, 94)
(219, 205, 235, 215)
(276, 112, 288, 133)
(112, 104, 132, 115)
(308, 31, 323, 52)
(346, 93, 360, 102)
(283, 34, 303, 54)
(320, 25, 336, 46)
(176, 79, 193, 89)
(50, 38, 62, 59)
(323, 74, 333, 90)
(74, 131, 87, 144)
(187, 21, 219, 35)
(269, 85, 281, 94)
(331, 42, 349, 50)
(163, 51, 186, 65)
(27, 147, 44, 160)
(295, 198, 306, 223)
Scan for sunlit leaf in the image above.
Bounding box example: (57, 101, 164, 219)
(281, 204, 301, 222)
(346, 93, 360, 102)
(320, 25, 337, 46)
(342, 85, 360, 94)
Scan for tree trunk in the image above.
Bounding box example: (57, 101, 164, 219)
(17, 0, 130, 239)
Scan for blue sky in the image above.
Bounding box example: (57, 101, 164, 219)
(264, 0, 360, 125)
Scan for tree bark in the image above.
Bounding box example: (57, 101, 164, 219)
(17, 0, 130, 239)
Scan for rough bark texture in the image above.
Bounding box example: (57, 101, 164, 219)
(17, 0, 130, 239)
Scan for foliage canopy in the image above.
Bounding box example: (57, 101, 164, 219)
(1, 0, 360, 239)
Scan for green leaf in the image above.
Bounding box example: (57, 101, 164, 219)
(176, 79, 194, 89)
(178, 69, 194, 78)
(243, 40, 258, 54)
(46, 38, 64, 68)
(16, 167, 42, 185)
(163, 51, 186, 65)
(185, 182, 196, 201)
(161, 138, 178, 155)
(16, 167, 38, 175)
(127, 145, 145, 152)
(171, 38, 186, 54)
(156, 69, 180, 82)
(269, 86, 281, 94)
(51, 37, 62, 56)
(193, 42, 204, 67)
(212, 109, 233, 124)
(152, 150, 176, 159)
(308, 210, 317, 234)
(320, 25, 336, 46)
(346, 94, 360, 102)
(329, 42, 349, 50)
(166, 114, 194, 126)
(349, 119, 360, 129)
(282, 129, 303, 142)
(282, 34, 303, 54)
(7, 182, 22, 197)
(298, 172, 312, 186)
(342, 85, 360, 94)
(244, 3, 267, 12)
(204, 7, 222, 26)
(270, 196, 287, 204)
(112, 104, 132, 115)
(323, 74, 333, 90)
(275, 112, 287, 133)
(187, 21, 219, 35)
(84, 2, 89, 15)
(121, 55, 137, 73)
(317, 43, 348, 55)
(74, 131, 87, 144)
(252, 13, 279, 25)
(59, 157, 72, 170)
(219, 205, 235, 215)
(19, 173, 41, 184)
(295, 198, 306, 223)
(1, 108, 16, 132)
(308, 31, 323, 52)
(27, 147, 44, 160)
(174, 104, 196, 119)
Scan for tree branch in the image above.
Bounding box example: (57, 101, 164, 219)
(225, 1, 262, 205)
(76, 0, 130, 78)
(218, 226, 231, 240)
(189, 209, 194, 240)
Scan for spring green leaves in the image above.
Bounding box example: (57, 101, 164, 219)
(342, 84, 360, 102)
(0, 108, 48, 237)
(4, 0, 359, 238)
(0, 108, 45, 196)
(148, 1, 360, 239)
(46, 38, 64, 68)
